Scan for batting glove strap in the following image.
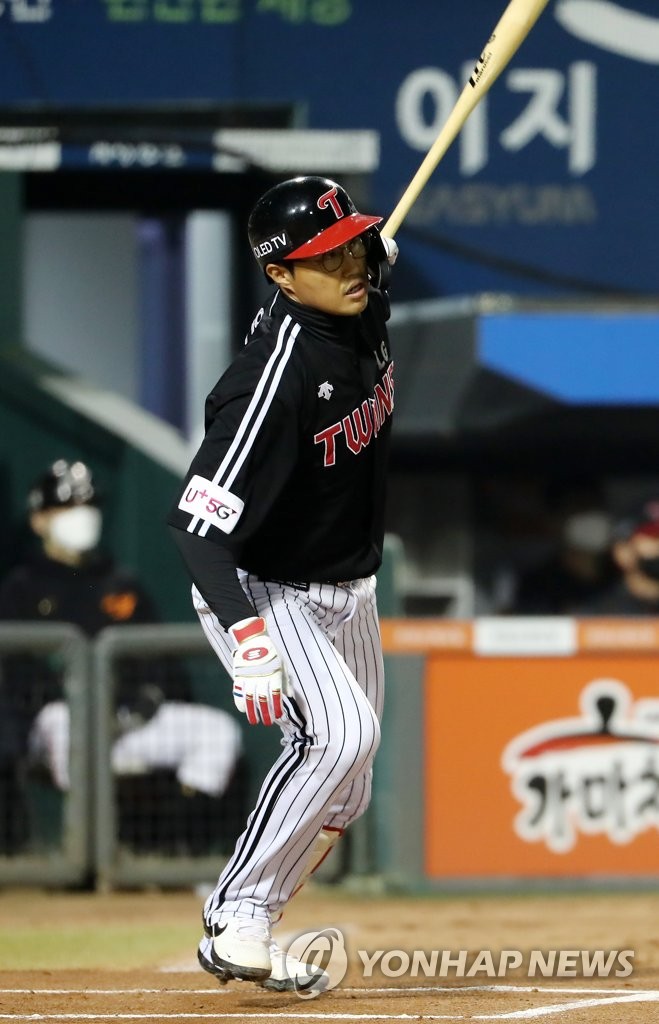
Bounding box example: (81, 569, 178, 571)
(230, 617, 288, 726)
(229, 615, 266, 645)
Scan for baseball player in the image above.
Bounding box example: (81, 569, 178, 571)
(169, 175, 398, 994)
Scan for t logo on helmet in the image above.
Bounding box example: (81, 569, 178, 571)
(317, 187, 344, 220)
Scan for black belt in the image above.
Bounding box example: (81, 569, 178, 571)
(256, 577, 352, 591)
(258, 577, 310, 591)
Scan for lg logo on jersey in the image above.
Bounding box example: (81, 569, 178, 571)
(314, 363, 394, 467)
(374, 338, 390, 370)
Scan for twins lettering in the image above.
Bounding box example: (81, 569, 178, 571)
(314, 363, 394, 467)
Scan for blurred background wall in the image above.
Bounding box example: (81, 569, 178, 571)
(0, 0, 657, 617)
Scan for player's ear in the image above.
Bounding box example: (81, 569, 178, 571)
(266, 262, 293, 283)
(267, 262, 297, 298)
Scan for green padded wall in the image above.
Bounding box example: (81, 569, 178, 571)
(0, 173, 22, 350)
(0, 354, 195, 623)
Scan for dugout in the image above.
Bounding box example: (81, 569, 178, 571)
(384, 295, 659, 619)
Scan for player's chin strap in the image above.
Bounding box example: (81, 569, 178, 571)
(271, 826, 344, 926)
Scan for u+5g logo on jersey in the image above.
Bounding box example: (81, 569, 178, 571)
(178, 474, 244, 535)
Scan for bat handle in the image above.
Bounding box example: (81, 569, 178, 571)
(382, 200, 414, 240)
(381, 159, 439, 238)
(381, 210, 404, 240)
(381, 124, 456, 238)
(382, 181, 423, 239)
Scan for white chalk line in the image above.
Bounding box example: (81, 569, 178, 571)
(1, 1004, 659, 1024)
(0, 1015, 458, 1022)
(0, 1016, 468, 1022)
(473, 991, 659, 1019)
(2, 986, 659, 1021)
(0, 985, 655, 995)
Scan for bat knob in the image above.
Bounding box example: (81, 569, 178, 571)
(369, 259, 392, 290)
(367, 230, 396, 290)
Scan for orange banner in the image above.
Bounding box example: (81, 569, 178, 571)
(424, 654, 659, 878)
(381, 617, 659, 655)
(380, 618, 472, 654)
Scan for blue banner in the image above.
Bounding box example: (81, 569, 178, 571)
(480, 312, 659, 403)
(0, 0, 657, 299)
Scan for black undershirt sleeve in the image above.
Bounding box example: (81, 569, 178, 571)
(169, 527, 257, 631)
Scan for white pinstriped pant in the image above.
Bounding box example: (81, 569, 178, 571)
(192, 574, 383, 927)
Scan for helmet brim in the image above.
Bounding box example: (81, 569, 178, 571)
(285, 213, 382, 260)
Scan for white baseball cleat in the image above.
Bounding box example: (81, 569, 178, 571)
(262, 940, 331, 995)
(198, 931, 330, 994)
(198, 934, 229, 985)
(198, 917, 272, 984)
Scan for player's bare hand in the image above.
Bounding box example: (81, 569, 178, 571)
(229, 616, 290, 726)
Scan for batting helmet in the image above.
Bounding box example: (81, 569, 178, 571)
(27, 459, 98, 513)
(247, 176, 383, 273)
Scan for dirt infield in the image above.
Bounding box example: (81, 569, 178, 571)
(2, 886, 659, 1021)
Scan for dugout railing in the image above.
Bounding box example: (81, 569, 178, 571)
(0, 623, 91, 886)
(92, 624, 256, 891)
(0, 621, 268, 891)
(0, 621, 381, 892)
(92, 624, 374, 892)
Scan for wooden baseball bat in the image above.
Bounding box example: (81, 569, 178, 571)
(381, 0, 551, 238)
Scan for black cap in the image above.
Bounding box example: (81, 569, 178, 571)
(27, 459, 97, 513)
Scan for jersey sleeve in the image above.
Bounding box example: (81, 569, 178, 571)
(167, 321, 305, 626)
(170, 527, 255, 629)
(169, 329, 304, 549)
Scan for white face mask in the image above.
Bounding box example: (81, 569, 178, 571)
(48, 505, 102, 554)
(562, 511, 612, 554)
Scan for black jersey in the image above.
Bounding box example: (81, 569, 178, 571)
(0, 551, 156, 635)
(168, 286, 393, 626)
(0, 551, 191, 728)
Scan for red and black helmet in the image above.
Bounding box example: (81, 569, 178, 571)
(248, 175, 383, 273)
